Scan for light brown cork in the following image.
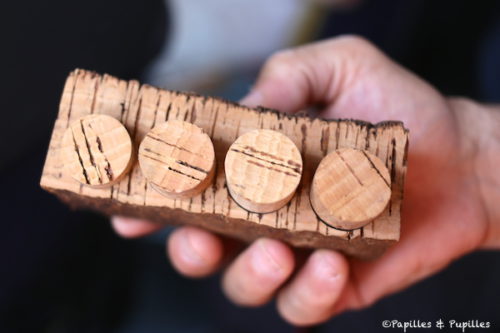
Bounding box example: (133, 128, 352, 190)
(60, 114, 133, 187)
(138, 120, 215, 199)
(225, 129, 302, 213)
(310, 148, 391, 230)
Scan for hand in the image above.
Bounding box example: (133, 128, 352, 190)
(112, 36, 499, 326)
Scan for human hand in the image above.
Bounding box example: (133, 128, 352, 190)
(112, 36, 498, 325)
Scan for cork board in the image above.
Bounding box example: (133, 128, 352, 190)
(40, 69, 409, 259)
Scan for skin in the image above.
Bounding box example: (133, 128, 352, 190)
(111, 36, 500, 326)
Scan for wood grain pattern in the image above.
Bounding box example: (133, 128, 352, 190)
(225, 129, 302, 213)
(138, 120, 215, 199)
(310, 148, 391, 230)
(40, 69, 409, 259)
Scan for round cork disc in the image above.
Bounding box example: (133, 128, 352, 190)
(61, 114, 133, 187)
(225, 129, 303, 213)
(138, 120, 215, 199)
(310, 148, 391, 230)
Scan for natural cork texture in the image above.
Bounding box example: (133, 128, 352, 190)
(310, 148, 391, 230)
(61, 114, 133, 187)
(225, 129, 302, 213)
(40, 69, 409, 259)
(139, 120, 215, 199)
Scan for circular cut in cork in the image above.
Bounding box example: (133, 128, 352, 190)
(138, 120, 215, 199)
(225, 129, 303, 213)
(310, 148, 391, 230)
(61, 114, 133, 187)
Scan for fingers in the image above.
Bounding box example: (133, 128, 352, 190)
(113, 217, 227, 278)
(240, 35, 381, 113)
(168, 226, 224, 278)
(111, 216, 164, 238)
(276, 250, 349, 326)
(334, 182, 484, 313)
(222, 238, 295, 307)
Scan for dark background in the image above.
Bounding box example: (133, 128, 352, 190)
(1, 0, 499, 332)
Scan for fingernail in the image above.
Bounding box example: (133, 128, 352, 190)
(111, 216, 135, 224)
(312, 250, 343, 282)
(179, 229, 207, 267)
(110, 216, 123, 224)
(240, 90, 262, 108)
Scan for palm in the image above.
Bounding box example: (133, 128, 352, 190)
(318, 45, 488, 308)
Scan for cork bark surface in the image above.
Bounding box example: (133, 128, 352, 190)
(40, 69, 409, 259)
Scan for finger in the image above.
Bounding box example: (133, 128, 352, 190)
(222, 238, 294, 307)
(167, 226, 224, 278)
(276, 250, 348, 326)
(111, 216, 164, 238)
(239, 48, 332, 112)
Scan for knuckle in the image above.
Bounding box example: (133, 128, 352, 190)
(325, 34, 383, 61)
(334, 34, 375, 50)
(264, 49, 297, 73)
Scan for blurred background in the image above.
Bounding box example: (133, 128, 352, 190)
(1, 0, 500, 332)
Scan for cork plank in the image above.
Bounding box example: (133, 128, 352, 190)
(40, 69, 409, 259)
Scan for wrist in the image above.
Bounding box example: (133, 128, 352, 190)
(450, 97, 500, 248)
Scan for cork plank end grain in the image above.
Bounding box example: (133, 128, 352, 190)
(40, 69, 409, 260)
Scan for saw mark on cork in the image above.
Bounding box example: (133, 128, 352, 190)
(142, 155, 202, 181)
(71, 131, 90, 185)
(361, 150, 390, 188)
(165, 102, 172, 121)
(320, 126, 330, 156)
(145, 135, 203, 157)
(334, 124, 340, 149)
(96, 136, 114, 181)
(230, 148, 301, 174)
(190, 102, 197, 123)
(390, 138, 397, 184)
(80, 120, 102, 184)
(175, 160, 209, 174)
(151, 92, 162, 129)
(66, 75, 78, 125)
(243, 145, 285, 162)
(246, 160, 299, 177)
(337, 151, 363, 187)
(210, 103, 219, 137)
(89, 76, 101, 114)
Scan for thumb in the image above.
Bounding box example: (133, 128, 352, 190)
(240, 35, 377, 113)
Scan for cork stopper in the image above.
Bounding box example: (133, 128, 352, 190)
(138, 120, 215, 199)
(61, 114, 133, 187)
(310, 148, 391, 230)
(225, 129, 302, 213)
